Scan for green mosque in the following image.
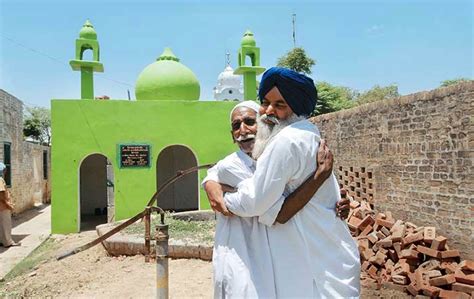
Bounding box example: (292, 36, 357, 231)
(51, 21, 265, 233)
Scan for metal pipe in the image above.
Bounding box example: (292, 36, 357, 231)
(155, 223, 169, 299)
(144, 207, 151, 262)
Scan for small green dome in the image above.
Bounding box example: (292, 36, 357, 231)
(79, 20, 97, 40)
(241, 30, 256, 47)
(135, 48, 200, 101)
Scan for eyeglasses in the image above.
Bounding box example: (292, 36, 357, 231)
(231, 117, 256, 131)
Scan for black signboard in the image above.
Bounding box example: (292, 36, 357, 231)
(119, 144, 151, 168)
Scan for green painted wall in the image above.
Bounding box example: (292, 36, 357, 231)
(51, 99, 237, 233)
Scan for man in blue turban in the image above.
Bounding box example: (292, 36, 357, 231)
(221, 67, 361, 297)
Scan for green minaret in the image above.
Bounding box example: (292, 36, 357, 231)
(234, 30, 265, 101)
(70, 20, 104, 99)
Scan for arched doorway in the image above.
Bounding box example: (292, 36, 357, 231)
(156, 145, 199, 212)
(79, 154, 114, 231)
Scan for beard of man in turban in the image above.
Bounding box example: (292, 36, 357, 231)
(252, 85, 306, 160)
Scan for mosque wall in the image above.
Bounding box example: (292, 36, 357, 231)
(310, 81, 473, 259)
(0, 89, 51, 213)
(51, 99, 237, 233)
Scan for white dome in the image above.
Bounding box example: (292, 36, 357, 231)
(217, 66, 241, 88)
(214, 64, 243, 101)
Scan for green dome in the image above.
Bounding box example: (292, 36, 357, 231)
(135, 48, 200, 101)
(241, 30, 256, 47)
(79, 20, 97, 40)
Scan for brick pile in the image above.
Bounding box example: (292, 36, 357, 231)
(349, 200, 474, 298)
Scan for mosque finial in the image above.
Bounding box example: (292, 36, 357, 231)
(226, 52, 230, 67)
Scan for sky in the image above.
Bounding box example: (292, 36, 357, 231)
(0, 0, 472, 108)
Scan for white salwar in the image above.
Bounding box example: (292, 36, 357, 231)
(204, 150, 278, 299)
(225, 119, 361, 298)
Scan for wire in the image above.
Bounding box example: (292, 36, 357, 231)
(1, 34, 134, 88)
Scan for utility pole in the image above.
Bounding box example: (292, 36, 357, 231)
(292, 13, 296, 48)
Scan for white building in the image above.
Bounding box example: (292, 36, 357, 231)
(213, 54, 244, 101)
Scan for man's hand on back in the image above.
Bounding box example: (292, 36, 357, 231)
(204, 180, 233, 216)
(315, 139, 333, 181)
(336, 189, 350, 220)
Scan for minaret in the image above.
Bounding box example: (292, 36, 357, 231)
(69, 20, 104, 99)
(234, 30, 265, 101)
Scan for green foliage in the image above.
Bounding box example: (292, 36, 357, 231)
(277, 47, 315, 75)
(440, 78, 471, 87)
(313, 82, 356, 115)
(23, 107, 51, 145)
(354, 84, 399, 106)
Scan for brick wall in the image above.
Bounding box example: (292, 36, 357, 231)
(0, 89, 51, 213)
(310, 82, 473, 260)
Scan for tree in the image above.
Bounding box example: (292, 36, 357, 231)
(354, 84, 399, 106)
(23, 107, 51, 145)
(440, 78, 471, 87)
(277, 47, 315, 75)
(313, 82, 356, 115)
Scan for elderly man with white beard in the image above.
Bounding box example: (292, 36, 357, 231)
(204, 100, 351, 298)
(212, 67, 361, 298)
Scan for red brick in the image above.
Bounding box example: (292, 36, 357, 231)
(431, 235, 447, 250)
(375, 231, 386, 240)
(373, 251, 386, 266)
(392, 274, 408, 285)
(400, 248, 419, 260)
(367, 232, 378, 244)
(361, 248, 374, 261)
(380, 226, 391, 237)
(459, 260, 474, 272)
(416, 269, 429, 288)
(358, 215, 375, 231)
(419, 259, 440, 272)
(421, 285, 441, 297)
(393, 262, 411, 276)
(439, 289, 471, 299)
(423, 270, 442, 279)
(393, 242, 402, 255)
(403, 232, 424, 245)
(417, 245, 440, 258)
(361, 260, 371, 271)
(407, 283, 420, 296)
(423, 227, 436, 243)
(349, 200, 360, 209)
(376, 237, 393, 248)
(368, 265, 378, 280)
(441, 261, 459, 274)
(429, 274, 456, 286)
(376, 218, 395, 229)
(359, 224, 373, 237)
(440, 250, 460, 259)
(452, 282, 474, 294)
(385, 211, 394, 222)
(454, 273, 474, 285)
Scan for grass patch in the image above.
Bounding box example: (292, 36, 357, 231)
(0, 237, 58, 286)
(123, 214, 216, 244)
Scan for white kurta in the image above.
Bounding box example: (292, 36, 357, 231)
(203, 150, 278, 299)
(225, 119, 361, 298)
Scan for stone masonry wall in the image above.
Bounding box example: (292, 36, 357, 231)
(310, 82, 473, 260)
(0, 89, 51, 213)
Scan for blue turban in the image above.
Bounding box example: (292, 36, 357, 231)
(258, 67, 317, 116)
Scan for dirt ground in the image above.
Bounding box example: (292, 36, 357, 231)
(1, 231, 213, 298)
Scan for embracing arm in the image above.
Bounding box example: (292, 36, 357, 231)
(224, 135, 298, 217)
(275, 140, 350, 224)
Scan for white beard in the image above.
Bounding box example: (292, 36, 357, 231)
(252, 113, 304, 160)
